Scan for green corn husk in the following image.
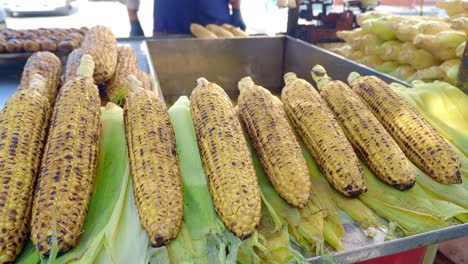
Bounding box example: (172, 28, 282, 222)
(359, 162, 468, 236)
(166, 96, 241, 264)
(300, 144, 345, 252)
(330, 190, 384, 230)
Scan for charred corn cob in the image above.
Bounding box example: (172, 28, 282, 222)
(64, 48, 82, 83)
(281, 73, 366, 197)
(124, 76, 183, 247)
(311, 65, 415, 190)
(190, 78, 261, 238)
(136, 70, 153, 91)
(237, 77, 311, 207)
(19, 51, 61, 104)
(348, 73, 462, 184)
(106, 46, 138, 102)
(80, 25, 118, 83)
(30, 54, 102, 256)
(0, 75, 50, 263)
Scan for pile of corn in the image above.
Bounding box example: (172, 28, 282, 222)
(190, 23, 248, 38)
(332, 0, 467, 85)
(1, 25, 467, 264)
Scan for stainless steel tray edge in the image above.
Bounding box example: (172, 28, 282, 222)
(308, 224, 468, 263)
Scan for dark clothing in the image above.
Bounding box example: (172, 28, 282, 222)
(154, 0, 231, 34)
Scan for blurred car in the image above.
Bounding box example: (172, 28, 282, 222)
(0, 7, 6, 29)
(1, 0, 72, 16)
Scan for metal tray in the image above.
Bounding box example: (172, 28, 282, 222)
(145, 35, 467, 263)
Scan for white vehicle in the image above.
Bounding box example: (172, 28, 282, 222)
(1, 0, 72, 16)
(0, 7, 6, 29)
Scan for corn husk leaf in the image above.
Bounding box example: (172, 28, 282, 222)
(300, 144, 345, 252)
(359, 162, 467, 236)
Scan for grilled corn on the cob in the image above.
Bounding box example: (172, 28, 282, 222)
(311, 65, 415, 190)
(30, 54, 102, 256)
(136, 70, 153, 91)
(238, 77, 311, 207)
(190, 78, 261, 238)
(124, 76, 183, 247)
(64, 48, 82, 83)
(347, 73, 462, 184)
(106, 46, 138, 101)
(19, 51, 61, 104)
(80, 25, 118, 83)
(281, 73, 366, 197)
(0, 74, 50, 263)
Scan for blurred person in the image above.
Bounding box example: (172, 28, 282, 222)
(127, 0, 145, 36)
(126, 0, 245, 36)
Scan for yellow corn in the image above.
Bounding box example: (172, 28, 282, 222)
(124, 76, 183, 247)
(106, 46, 138, 101)
(221, 24, 249, 37)
(136, 70, 153, 91)
(64, 48, 82, 83)
(348, 73, 462, 184)
(0, 75, 50, 263)
(311, 65, 415, 190)
(19, 51, 62, 104)
(190, 78, 261, 238)
(190, 23, 217, 39)
(237, 77, 311, 207)
(30, 54, 102, 256)
(206, 24, 234, 38)
(281, 73, 366, 197)
(80, 25, 118, 83)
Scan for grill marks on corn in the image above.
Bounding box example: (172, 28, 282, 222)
(190, 80, 261, 238)
(351, 76, 462, 184)
(238, 84, 311, 207)
(124, 89, 183, 247)
(281, 78, 366, 197)
(0, 90, 50, 263)
(320, 80, 415, 190)
(31, 76, 101, 256)
(19, 52, 62, 104)
(106, 46, 138, 101)
(80, 26, 118, 83)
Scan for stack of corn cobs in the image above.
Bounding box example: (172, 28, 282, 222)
(0, 25, 467, 264)
(333, 0, 468, 85)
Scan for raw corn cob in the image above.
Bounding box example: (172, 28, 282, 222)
(348, 73, 462, 184)
(124, 76, 183, 247)
(190, 24, 217, 39)
(190, 78, 261, 238)
(106, 46, 138, 102)
(311, 65, 415, 190)
(206, 24, 235, 38)
(281, 73, 366, 197)
(237, 77, 311, 207)
(136, 70, 153, 91)
(0, 74, 50, 263)
(80, 25, 118, 83)
(30, 54, 102, 256)
(64, 48, 82, 83)
(19, 51, 61, 104)
(221, 24, 248, 37)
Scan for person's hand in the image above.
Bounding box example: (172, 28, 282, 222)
(231, 8, 246, 31)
